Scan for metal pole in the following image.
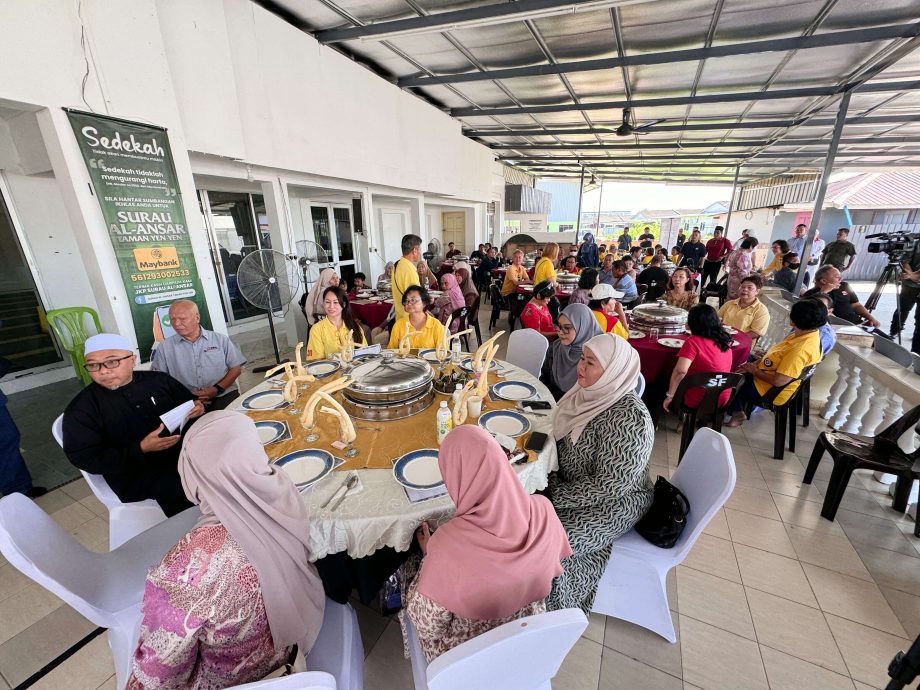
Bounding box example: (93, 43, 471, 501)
(575, 165, 585, 242)
(792, 91, 852, 295)
(596, 179, 604, 235)
(723, 165, 740, 239)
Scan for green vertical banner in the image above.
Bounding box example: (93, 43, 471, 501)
(66, 110, 210, 360)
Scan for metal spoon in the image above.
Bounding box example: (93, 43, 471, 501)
(320, 472, 356, 509)
(329, 473, 359, 511)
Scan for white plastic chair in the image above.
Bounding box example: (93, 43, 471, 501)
(591, 427, 736, 643)
(634, 372, 646, 397)
(505, 328, 549, 378)
(305, 599, 365, 690)
(0, 493, 200, 689)
(229, 672, 337, 688)
(405, 608, 587, 690)
(53, 414, 168, 548)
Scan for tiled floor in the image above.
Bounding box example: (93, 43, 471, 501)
(2, 309, 920, 689)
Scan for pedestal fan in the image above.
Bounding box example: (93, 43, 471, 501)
(295, 240, 329, 293)
(236, 249, 301, 369)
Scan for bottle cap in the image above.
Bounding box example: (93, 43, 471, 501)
(439, 400, 447, 407)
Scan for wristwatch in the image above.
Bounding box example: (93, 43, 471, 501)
(213, 384, 225, 396)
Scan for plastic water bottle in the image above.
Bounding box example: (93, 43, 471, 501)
(436, 401, 452, 444)
(451, 338, 462, 363)
(452, 383, 464, 407)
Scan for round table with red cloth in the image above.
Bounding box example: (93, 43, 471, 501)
(516, 284, 572, 302)
(350, 299, 393, 329)
(627, 328, 753, 385)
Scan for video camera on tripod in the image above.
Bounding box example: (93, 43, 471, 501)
(866, 231, 920, 263)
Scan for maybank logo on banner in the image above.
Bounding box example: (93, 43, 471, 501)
(134, 247, 180, 271)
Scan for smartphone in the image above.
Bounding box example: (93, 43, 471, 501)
(521, 400, 552, 411)
(524, 431, 549, 452)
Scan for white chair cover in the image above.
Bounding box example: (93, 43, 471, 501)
(505, 329, 549, 378)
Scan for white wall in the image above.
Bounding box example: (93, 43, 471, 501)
(727, 207, 777, 242)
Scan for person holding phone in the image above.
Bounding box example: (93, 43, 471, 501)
(402, 426, 571, 663)
(547, 333, 654, 614)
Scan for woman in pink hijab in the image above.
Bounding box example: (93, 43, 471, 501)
(128, 411, 325, 689)
(432, 273, 466, 331)
(402, 425, 571, 663)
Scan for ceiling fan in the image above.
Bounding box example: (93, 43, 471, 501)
(614, 108, 666, 136)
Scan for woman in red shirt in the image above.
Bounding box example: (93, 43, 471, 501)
(663, 304, 734, 411)
(519, 281, 558, 339)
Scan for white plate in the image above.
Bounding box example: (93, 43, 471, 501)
(393, 450, 443, 489)
(275, 450, 335, 488)
(255, 420, 287, 445)
(628, 329, 646, 339)
(723, 326, 738, 335)
(459, 357, 499, 373)
(305, 360, 341, 378)
(478, 410, 531, 437)
(492, 381, 538, 401)
(658, 337, 686, 349)
(418, 348, 444, 363)
(730, 339, 740, 347)
(241, 390, 288, 410)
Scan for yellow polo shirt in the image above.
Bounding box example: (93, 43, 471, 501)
(719, 299, 771, 336)
(306, 318, 367, 360)
(592, 311, 629, 340)
(501, 264, 530, 296)
(392, 257, 421, 320)
(387, 314, 446, 350)
(754, 330, 822, 405)
(533, 257, 557, 286)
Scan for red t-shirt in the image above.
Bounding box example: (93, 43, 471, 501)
(705, 237, 733, 262)
(520, 301, 553, 333)
(676, 335, 734, 408)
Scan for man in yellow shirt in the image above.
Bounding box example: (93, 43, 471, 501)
(392, 234, 422, 320)
(501, 249, 531, 297)
(726, 299, 826, 427)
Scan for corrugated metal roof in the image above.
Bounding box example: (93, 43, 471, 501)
(823, 172, 920, 208)
(259, 0, 920, 185)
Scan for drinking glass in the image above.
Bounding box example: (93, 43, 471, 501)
(650, 327, 659, 344)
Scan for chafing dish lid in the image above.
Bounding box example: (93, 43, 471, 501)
(347, 353, 433, 394)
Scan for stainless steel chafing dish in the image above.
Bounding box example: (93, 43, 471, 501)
(629, 300, 688, 335)
(556, 272, 580, 286)
(341, 352, 435, 420)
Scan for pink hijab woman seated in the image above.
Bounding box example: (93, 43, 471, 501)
(432, 273, 466, 330)
(302, 268, 339, 325)
(401, 425, 572, 663)
(128, 411, 326, 689)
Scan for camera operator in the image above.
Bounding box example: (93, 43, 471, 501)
(891, 241, 920, 347)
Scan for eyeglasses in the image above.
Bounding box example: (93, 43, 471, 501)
(554, 324, 575, 334)
(405, 297, 423, 304)
(84, 354, 133, 372)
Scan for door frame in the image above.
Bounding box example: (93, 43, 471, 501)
(306, 202, 357, 275)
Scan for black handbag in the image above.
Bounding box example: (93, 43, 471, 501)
(635, 476, 690, 548)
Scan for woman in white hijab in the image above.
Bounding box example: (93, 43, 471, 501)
(303, 268, 339, 325)
(546, 333, 654, 615)
(128, 411, 325, 689)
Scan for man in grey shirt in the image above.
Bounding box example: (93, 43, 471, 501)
(151, 300, 247, 410)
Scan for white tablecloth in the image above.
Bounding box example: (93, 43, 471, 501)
(233, 360, 557, 559)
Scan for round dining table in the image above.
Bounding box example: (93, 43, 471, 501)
(516, 284, 573, 303)
(350, 297, 393, 329)
(627, 327, 753, 384)
(230, 356, 558, 560)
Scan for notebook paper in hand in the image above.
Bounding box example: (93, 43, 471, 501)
(159, 400, 196, 434)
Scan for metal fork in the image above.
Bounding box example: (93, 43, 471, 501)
(329, 473, 359, 511)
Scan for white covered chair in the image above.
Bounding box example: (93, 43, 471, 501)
(229, 672, 337, 688)
(0, 492, 200, 689)
(53, 414, 167, 548)
(305, 599, 365, 690)
(591, 427, 736, 643)
(405, 608, 587, 690)
(505, 328, 549, 378)
(634, 372, 646, 397)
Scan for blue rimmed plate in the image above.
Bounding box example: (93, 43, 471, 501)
(393, 449, 443, 490)
(306, 360, 341, 378)
(275, 449, 335, 488)
(254, 420, 287, 445)
(241, 390, 289, 410)
(418, 348, 444, 363)
(492, 380, 537, 402)
(459, 357, 499, 373)
(478, 409, 531, 438)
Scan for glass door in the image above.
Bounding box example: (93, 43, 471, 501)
(0, 191, 63, 372)
(198, 190, 271, 325)
(307, 204, 357, 289)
